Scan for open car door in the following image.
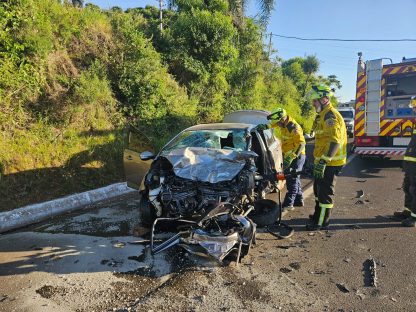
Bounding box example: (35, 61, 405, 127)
(123, 125, 155, 190)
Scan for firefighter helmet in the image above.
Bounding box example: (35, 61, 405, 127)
(267, 107, 287, 123)
(307, 84, 333, 101)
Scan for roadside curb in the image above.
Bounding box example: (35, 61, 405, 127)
(0, 182, 136, 234)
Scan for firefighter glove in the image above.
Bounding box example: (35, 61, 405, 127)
(314, 159, 327, 179)
(283, 152, 297, 169)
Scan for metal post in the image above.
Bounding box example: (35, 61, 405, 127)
(268, 32, 273, 58)
(159, 0, 163, 32)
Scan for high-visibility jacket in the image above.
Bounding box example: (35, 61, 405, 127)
(403, 123, 416, 171)
(273, 116, 306, 156)
(314, 103, 347, 166)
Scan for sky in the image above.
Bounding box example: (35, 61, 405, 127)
(87, 0, 416, 102)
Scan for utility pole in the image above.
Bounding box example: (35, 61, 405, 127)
(267, 32, 273, 58)
(159, 0, 164, 33)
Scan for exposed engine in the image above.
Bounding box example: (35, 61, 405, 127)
(145, 157, 256, 219)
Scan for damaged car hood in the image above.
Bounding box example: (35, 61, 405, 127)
(161, 147, 257, 183)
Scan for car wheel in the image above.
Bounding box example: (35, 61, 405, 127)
(249, 199, 280, 227)
(139, 196, 156, 227)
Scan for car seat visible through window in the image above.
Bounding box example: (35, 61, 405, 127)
(220, 133, 234, 149)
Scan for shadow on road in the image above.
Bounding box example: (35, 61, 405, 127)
(0, 230, 217, 278)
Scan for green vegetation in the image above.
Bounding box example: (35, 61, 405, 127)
(0, 0, 341, 211)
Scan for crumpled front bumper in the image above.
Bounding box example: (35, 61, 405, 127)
(150, 205, 256, 263)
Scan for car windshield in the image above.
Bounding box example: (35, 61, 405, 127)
(339, 110, 354, 119)
(163, 129, 249, 152)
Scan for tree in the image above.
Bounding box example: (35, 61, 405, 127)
(166, 0, 237, 121)
(72, 0, 83, 7)
(326, 74, 342, 90)
(236, 0, 275, 24)
(301, 55, 319, 97)
(168, 0, 276, 24)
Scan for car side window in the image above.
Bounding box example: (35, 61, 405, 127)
(127, 128, 154, 153)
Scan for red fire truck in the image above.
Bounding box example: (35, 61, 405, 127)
(353, 53, 416, 156)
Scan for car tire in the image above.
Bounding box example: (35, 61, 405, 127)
(139, 195, 156, 227)
(249, 199, 280, 227)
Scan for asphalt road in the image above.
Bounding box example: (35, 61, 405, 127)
(0, 152, 414, 311)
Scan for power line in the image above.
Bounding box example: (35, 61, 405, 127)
(272, 34, 416, 42)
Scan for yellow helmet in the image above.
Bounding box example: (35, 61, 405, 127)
(307, 84, 333, 101)
(267, 107, 287, 122)
(267, 108, 287, 127)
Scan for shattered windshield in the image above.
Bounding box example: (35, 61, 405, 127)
(163, 129, 249, 152)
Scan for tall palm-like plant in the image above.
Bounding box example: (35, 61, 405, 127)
(167, 0, 276, 24)
(302, 55, 319, 97)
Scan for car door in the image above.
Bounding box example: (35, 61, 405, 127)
(123, 125, 155, 190)
(260, 129, 284, 190)
(261, 128, 283, 172)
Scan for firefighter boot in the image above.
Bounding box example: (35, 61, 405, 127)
(393, 209, 411, 220)
(402, 217, 416, 227)
(306, 206, 332, 231)
(308, 200, 320, 221)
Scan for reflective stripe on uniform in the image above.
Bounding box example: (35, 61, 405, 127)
(319, 203, 333, 209)
(332, 154, 346, 161)
(404, 156, 416, 162)
(411, 212, 416, 218)
(318, 208, 326, 226)
(413, 130, 416, 134)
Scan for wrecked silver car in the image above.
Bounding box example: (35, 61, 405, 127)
(124, 111, 284, 261)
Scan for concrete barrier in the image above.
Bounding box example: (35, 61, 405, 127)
(0, 182, 136, 233)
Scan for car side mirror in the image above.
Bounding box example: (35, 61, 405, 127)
(140, 151, 156, 161)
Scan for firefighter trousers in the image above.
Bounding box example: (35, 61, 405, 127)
(283, 154, 306, 207)
(403, 172, 416, 215)
(311, 165, 343, 226)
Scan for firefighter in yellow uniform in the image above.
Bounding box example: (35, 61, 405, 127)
(267, 108, 306, 211)
(394, 96, 416, 226)
(306, 85, 347, 230)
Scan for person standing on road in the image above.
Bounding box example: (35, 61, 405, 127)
(267, 108, 306, 211)
(306, 85, 347, 230)
(394, 96, 416, 227)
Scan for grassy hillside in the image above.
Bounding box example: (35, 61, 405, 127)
(0, 1, 191, 210)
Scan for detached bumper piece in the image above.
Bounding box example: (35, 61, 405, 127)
(150, 203, 256, 263)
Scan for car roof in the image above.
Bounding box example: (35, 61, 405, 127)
(185, 123, 256, 131)
(223, 110, 271, 125)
